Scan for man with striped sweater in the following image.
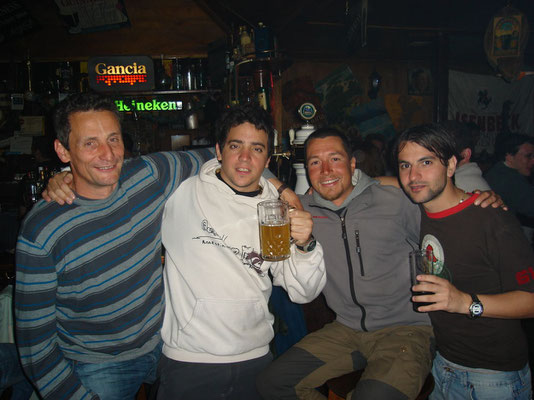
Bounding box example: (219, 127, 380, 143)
(15, 93, 214, 400)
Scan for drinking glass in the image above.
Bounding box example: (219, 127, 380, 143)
(409, 249, 436, 312)
(257, 200, 291, 261)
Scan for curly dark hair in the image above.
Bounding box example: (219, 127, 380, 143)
(53, 93, 120, 149)
(215, 103, 274, 156)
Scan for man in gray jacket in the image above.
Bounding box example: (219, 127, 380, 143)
(257, 127, 433, 400)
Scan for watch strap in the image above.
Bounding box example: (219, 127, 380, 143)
(277, 183, 289, 196)
(296, 235, 316, 253)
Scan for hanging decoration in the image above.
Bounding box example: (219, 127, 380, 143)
(484, 5, 529, 82)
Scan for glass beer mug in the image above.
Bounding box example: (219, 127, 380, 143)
(257, 200, 291, 261)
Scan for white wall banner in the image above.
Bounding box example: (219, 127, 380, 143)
(448, 69, 534, 155)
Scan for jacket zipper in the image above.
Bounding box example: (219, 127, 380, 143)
(340, 212, 367, 331)
(355, 230, 364, 276)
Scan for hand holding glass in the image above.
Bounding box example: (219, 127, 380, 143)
(257, 200, 291, 261)
(409, 249, 436, 312)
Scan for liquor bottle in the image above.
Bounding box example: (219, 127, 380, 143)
(173, 59, 184, 90)
(36, 166, 48, 194)
(184, 59, 194, 90)
(155, 56, 171, 90)
(59, 62, 74, 94)
(23, 171, 39, 206)
(253, 66, 271, 112)
(257, 87, 269, 111)
(255, 22, 273, 59)
(190, 61, 198, 90)
(24, 55, 34, 102)
(197, 59, 205, 90)
(240, 26, 255, 58)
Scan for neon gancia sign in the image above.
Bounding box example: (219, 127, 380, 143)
(88, 56, 155, 91)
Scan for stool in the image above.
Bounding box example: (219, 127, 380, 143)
(326, 371, 434, 400)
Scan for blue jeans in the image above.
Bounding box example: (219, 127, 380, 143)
(0, 343, 34, 400)
(430, 352, 532, 400)
(75, 341, 162, 400)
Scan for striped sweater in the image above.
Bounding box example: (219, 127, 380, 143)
(15, 149, 214, 400)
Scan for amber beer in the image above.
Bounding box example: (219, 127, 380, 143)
(260, 223, 291, 261)
(257, 200, 291, 261)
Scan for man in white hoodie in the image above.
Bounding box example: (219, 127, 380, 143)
(157, 103, 326, 400)
(440, 120, 490, 192)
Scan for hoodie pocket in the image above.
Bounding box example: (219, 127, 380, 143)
(177, 298, 273, 356)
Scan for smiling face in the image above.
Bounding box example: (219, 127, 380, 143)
(55, 110, 124, 199)
(215, 122, 270, 192)
(397, 141, 457, 211)
(306, 136, 356, 206)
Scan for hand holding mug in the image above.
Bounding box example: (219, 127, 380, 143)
(258, 200, 291, 261)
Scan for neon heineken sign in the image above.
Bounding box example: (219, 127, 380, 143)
(115, 99, 183, 112)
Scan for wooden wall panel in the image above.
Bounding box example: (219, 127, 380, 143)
(277, 59, 434, 136)
(1, 0, 226, 61)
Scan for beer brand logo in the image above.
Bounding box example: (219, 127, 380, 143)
(114, 99, 182, 112)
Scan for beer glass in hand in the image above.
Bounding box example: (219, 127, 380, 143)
(257, 200, 291, 261)
(409, 249, 435, 312)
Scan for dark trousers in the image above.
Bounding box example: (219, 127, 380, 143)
(157, 352, 273, 400)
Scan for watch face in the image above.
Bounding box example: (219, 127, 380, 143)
(471, 303, 483, 315)
(298, 239, 316, 252)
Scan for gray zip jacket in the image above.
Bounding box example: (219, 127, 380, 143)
(301, 170, 430, 332)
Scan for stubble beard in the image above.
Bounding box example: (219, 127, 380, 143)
(404, 179, 447, 205)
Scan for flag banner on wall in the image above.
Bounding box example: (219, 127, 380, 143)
(448, 70, 534, 155)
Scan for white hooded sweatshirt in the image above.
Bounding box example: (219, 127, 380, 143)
(161, 158, 326, 363)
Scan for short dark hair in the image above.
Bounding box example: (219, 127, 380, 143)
(395, 123, 460, 167)
(54, 93, 120, 149)
(439, 120, 475, 157)
(304, 127, 352, 163)
(500, 134, 534, 160)
(215, 103, 274, 156)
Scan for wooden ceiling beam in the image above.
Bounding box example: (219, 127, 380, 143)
(193, 0, 232, 34)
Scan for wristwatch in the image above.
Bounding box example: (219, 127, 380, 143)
(296, 235, 317, 253)
(468, 294, 484, 319)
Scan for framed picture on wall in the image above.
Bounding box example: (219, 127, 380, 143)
(407, 67, 433, 96)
